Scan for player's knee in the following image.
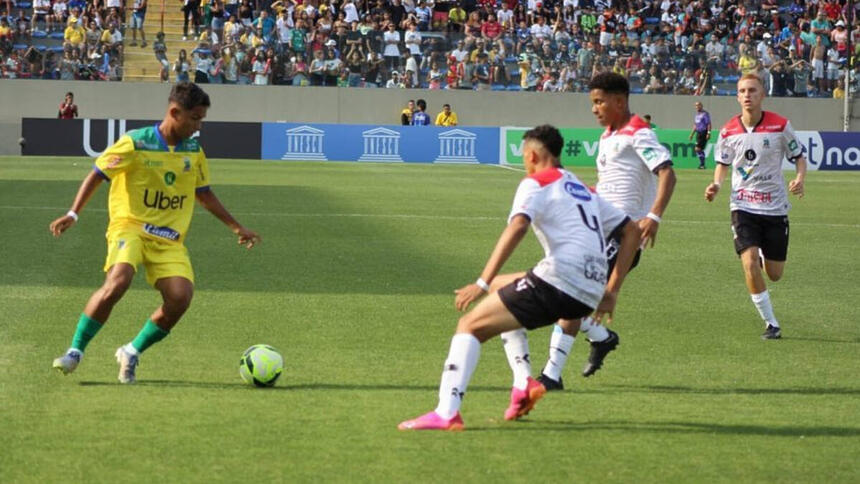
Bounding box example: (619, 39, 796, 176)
(766, 267, 784, 282)
(557, 319, 578, 335)
(101, 276, 132, 302)
(165, 288, 193, 312)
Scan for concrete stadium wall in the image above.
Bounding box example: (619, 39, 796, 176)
(1, 79, 855, 156)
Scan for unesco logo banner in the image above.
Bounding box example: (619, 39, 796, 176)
(261, 123, 500, 164)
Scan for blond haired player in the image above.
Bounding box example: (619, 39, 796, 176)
(705, 74, 807, 340)
(51, 82, 260, 383)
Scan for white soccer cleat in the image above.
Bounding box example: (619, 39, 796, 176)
(52, 349, 82, 375)
(115, 346, 140, 384)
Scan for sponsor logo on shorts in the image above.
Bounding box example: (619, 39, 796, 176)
(564, 181, 592, 201)
(143, 224, 181, 241)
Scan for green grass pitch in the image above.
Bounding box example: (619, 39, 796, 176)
(1, 157, 859, 483)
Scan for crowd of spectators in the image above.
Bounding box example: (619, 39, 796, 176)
(2, 0, 860, 98)
(1, 0, 124, 79)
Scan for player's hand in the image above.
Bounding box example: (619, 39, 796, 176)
(592, 290, 618, 325)
(454, 283, 485, 312)
(49, 214, 76, 237)
(235, 227, 261, 249)
(704, 183, 720, 202)
(637, 217, 659, 249)
(788, 178, 804, 198)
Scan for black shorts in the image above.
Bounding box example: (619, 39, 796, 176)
(731, 210, 789, 261)
(498, 270, 594, 330)
(695, 131, 708, 150)
(605, 231, 642, 275)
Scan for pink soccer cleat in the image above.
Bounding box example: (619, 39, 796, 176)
(503, 377, 547, 421)
(398, 411, 465, 431)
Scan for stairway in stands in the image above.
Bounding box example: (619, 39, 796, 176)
(122, 7, 201, 82)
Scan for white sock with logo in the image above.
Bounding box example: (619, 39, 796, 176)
(434, 333, 480, 419)
(542, 324, 575, 382)
(501, 329, 532, 390)
(580, 317, 610, 342)
(751, 290, 779, 328)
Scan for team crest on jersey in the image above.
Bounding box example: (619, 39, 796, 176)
(183, 158, 191, 172)
(643, 147, 657, 162)
(164, 171, 176, 186)
(763, 138, 770, 148)
(564, 182, 592, 201)
(788, 139, 798, 152)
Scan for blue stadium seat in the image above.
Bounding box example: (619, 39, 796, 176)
(506, 85, 520, 91)
(18, 1, 32, 7)
(631, 87, 644, 94)
(491, 84, 506, 91)
(645, 17, 660, 25)
(49, 32, 65, 39)
(713, 73, 724, 83)
(504, 56, 516, 63)
(49, 46, 65, 53)
(13, 43, 28, 50)
(35, 45, 47, 51)
(31, 30, 47, 39)
(725, 74, 739, 83)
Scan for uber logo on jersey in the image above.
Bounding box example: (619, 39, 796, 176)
(564, 182, 592, 202)
(744, 149, 757, 161)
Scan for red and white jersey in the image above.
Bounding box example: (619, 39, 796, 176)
(595, 115, 672, 220)
(715, 111, 804, 216)
(509, 167, 628, 308)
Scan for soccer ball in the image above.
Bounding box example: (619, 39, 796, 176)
(239, 344, 284, 387)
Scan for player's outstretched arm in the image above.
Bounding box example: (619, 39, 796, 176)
(704, 163, 730, 202)
(593, 219, 641, 324)
(454, 214, 530, 312)
(195, 189, 261, 249)
(49, 170, 104, 237)
(788, 156, 807, 198)
(640, 164, 676, 248)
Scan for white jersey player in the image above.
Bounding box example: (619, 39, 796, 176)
(705, 74, 807, 340)
(524, 73, 677, 392)
(398, 125, 641, 431)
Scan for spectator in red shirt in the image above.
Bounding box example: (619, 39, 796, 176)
(58, 92, 79, 119)
(822, 1, 842, 21)
(481, 13, 502, 40)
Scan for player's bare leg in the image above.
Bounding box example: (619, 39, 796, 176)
(740, 247, 781, 339)
(53, 263, 134, 375)
(116, 276, 194, 383)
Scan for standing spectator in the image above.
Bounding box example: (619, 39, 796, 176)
(383, 23, 401, 71)
(474, 52, 491, 90)
(791, 58, 812, 97)
(58, 92, 78, 119)
(130, 0, 147, 47)
(52, 0, 69, 31)
(457, 55, 475, 90)
(811, 35, 828, 93)
(401, 100, 414, 124)
(193, 48, 212, 82)
(252, 49, 270, 85)
(310, 48, 326, 85)
(174, 48, 190, 82)
(183, 0, 202, 40)
(411, 99, 430, 125)
(386, 70, 405, 87)
(324, 47, 342, 86)
(434, 103, 458, 126)
(689, 101, 711, 170)
(404, 22, 422, 66)
(826, 42, 841, 90)
(153, 31, 169, 81)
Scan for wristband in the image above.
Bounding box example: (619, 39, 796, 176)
(66, 210, 79, 222)
(476, 278, 490, 292)
(646, 212, 662, 224)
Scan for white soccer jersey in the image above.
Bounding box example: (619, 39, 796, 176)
(714, 111, 804, 216)
(595, 115, 672, 220)
(509, 167, 628, 308)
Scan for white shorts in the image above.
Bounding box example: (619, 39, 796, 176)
(827, 66, 840, 80)
(812, 59, 824, 79)
(599, 31, 612, 47)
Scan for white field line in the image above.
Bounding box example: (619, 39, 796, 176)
(2, 205, 858, 228)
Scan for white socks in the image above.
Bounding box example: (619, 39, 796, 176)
(435, 333, 480, 419)
(500, 329, 532, 390)
(751, 290, 779, 328)
(580, 317, 610, 342)
(542, 325, 575, 382)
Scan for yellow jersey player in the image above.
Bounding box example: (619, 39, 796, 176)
(50, 82, 261, 384)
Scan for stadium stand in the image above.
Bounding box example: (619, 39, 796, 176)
(1, 0, 858, 97)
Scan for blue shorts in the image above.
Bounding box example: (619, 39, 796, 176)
(132, 12, 145, 28)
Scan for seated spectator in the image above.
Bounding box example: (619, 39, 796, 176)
(32, 0, 53, 33)
(99, 23, 123, 58)
(174, 48, 190, 82)
(386, 70, 405, 87)
(426, 59, 443, 89)
(64, 19, 86, 54)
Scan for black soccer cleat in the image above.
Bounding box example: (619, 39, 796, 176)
(761, 325, 782, 340)
(582, 330, 619, 377)
(537, 373, 564, 391)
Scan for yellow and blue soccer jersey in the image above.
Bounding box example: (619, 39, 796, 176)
(94, 125, 210, 244)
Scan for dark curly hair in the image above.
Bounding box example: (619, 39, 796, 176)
(588, 72, 630, 97)
(522, 124, 564, 160)
(169, 81, 211, 110)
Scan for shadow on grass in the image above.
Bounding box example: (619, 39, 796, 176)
(598, 384, 860, 396)
(467, 420, 860, 437)
(79, 380, 508, 392)
(783, 336, 860, 344)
